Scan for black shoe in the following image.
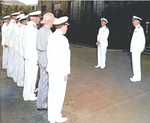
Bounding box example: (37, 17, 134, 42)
(37, 108, 47, 111)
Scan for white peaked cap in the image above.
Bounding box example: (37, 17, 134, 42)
(3, 15, 10, 20)
(101, 18, 108, 23)
(16, 14, 25, 19)
(53, 16, 69, 25)
(132, 15, 142, 21)
(19, 15, 29, 21)
(28, 11, 41, 17)
(11, 12, 20, 16)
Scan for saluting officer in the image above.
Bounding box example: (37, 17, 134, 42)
(23, 11, 41, 101)
(1, 15, 10, 70)
(95, 18, 109, 69)
(130, 16, 146, 82)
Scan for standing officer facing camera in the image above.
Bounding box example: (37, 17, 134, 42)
(95, 18, 109, 69)
(47, 16, 71, 123)
(130, 15, 145, 82)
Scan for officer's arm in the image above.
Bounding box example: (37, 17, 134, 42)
(96, 28, 101, 45)
(139, 29, 146, 51)
(101, 28, 109, 43)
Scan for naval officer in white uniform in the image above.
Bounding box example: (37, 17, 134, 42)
(1, 15, 10, 70)
(130, 16, 145, 82)
(47, 16, 70, 123)
(95, 18, 109, 69)
(23, 11, 41, 101)
(17, 15, 29, 87)
(5, 12, 20, 78)
(13, 13, 25, 83)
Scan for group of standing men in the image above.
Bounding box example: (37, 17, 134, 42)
(95, 15, 146, 82)
(1, 10, 70, 123)
(1, 9, 146, 122)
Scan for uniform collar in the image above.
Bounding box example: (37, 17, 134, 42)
(4, 22, 9, 26)
(11, 19, 16, 23)
(27, 21, 37, 28)
(102, 25, 106, 28)
(56, 29, 63, 35)
(17, 22, 21, 26)
(27, 21, 36, 26)
(135, 24, 140, 28)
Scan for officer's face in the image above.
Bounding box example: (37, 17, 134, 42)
(101, 21, 106, 27)
(36, 17, 41, 24)
(132, 20, 140, 27)
(4, 19, 10, 24)
(12, 16, 17, 22)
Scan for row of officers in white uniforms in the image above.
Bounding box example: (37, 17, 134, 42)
(1, 11, 70, 123)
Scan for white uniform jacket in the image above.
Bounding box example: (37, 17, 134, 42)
(1, 22, 8, 46)
(14, 22, 21, 52)
(5, 19, 16, 48)
(18, 25, 26, 56)
(130, 24, 145, 52)
(97, 26, 109, 47)
(46, 29, 71, 76)
(97, 26, 109, 46)
(23, 21, 38, 61)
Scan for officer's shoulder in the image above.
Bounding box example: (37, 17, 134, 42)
(105, 26, 108, 30)
(28, 23, 36, 28)
(137, 25, 142, 29)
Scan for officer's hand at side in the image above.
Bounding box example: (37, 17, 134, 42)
(64, 75, 69, 81)
(4, 45, 8, 48)
(96, 41, 100, 45)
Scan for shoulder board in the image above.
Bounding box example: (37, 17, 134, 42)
(137, 25, 141, 29)
(33, 24, 37, 28)
(105, 27, 108, 29)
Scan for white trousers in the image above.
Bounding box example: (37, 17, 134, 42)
(48, 73, 67, 122)
(13, 51, 19, 82)
(17, 54, 25, 87)
(7, 47, 15, 78)
(2, 46, 9, 69)
(97, 44, 107, 67)
(131, 51, 142, 81)
(23, 59, 38, 100)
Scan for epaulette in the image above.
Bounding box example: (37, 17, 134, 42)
(137, 25, 141, 29)
(105, 27, 108, 29)
(33, 24, 37, 28)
